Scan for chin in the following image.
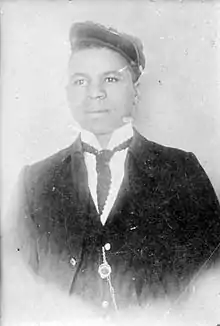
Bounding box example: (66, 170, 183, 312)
(90, 128, 114, 136)
(85, 123, 121, 135)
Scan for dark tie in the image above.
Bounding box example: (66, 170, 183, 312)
(82, 138, 132, 215)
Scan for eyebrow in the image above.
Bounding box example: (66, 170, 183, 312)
(103, 68, 127, 76)
(69, 66, 129, 78)
(69, 73, 90, 78)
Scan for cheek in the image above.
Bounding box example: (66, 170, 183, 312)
(67, 87, 87, 107)
(107, 87, 134, 111)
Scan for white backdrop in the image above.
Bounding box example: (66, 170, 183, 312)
(2, 0, 220, 218)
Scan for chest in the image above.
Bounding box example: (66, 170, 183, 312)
(27, 158, 202, 298)
(31, 162, 184, 263)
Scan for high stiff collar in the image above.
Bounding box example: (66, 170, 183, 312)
(72, 122, 134, 151)
(69, 126, 157, 175)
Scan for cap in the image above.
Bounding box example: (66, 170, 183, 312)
(69, 21, 145, 81)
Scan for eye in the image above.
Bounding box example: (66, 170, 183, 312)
(72, 78, 88, 86)
(105, 76, 119, 83)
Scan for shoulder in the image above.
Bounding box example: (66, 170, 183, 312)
(23, 144, 74, 187)
(132, 131, 217, 195)
(135, 132, 219, 203)
(133, 130, 198, 172)
(150, 140, 198, 172)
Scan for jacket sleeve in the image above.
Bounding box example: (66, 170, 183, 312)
(177, 151, 220, 267)
(3, 166, 40, 274)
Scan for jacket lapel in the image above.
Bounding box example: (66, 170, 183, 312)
(51, 137, 91, 214)
(104, 129, 153, 226)
(70, 136, 91, 207)
(49, 137, 100, 249)
(70, 136, 99, 221)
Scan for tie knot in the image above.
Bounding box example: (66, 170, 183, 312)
(82, 137, 132, 158)
(96, 150, 114, 175)
(96, 150, 113, 164)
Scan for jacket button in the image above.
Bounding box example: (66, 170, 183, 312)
(102, 301, 109, 308)
(104, 243, 111, 251)
(98, 263, 112, 279)
(70, 258, 77, 266)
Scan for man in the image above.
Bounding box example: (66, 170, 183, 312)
(10, 21, 220, 312)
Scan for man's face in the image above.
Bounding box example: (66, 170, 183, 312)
(66, 47, 137, 135)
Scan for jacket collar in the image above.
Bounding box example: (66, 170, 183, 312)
(63, 127, 158, 181)
(72, 122, 134, 151)
(61, 128, 157, 179)
(128, 128, 157, 171)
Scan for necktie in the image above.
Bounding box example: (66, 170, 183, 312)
(82, 138, 132, 215)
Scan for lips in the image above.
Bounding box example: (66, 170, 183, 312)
(86, 109, 109, 114)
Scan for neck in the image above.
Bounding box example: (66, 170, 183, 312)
(79, 122, 133, 150)
(96, 133, 113, 149)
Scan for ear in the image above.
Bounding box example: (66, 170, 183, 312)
(133, 81, 140, 105)
(65, 84, 70, 104)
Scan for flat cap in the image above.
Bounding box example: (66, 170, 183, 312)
(69, 21, 145, 81)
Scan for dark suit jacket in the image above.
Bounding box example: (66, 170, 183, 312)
(12, 130, 220, 309)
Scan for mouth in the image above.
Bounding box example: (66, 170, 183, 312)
(86, 109, 110, 115)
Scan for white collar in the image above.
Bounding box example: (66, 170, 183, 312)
(73, 122, 134, 151)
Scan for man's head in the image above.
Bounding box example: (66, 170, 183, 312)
(66, 21, 145, 136)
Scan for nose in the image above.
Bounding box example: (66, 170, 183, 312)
(87, 84, 106, 100)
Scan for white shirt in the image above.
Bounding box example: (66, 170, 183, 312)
(73, 123, 133, 225)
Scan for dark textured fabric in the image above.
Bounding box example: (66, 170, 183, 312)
(11, 129, 220, 309)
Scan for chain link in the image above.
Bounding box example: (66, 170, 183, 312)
(101, 246, 118, 311)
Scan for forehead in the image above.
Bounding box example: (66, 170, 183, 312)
(68, 47, 130, 77)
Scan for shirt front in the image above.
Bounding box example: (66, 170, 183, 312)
(73, 123, 133, 225)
